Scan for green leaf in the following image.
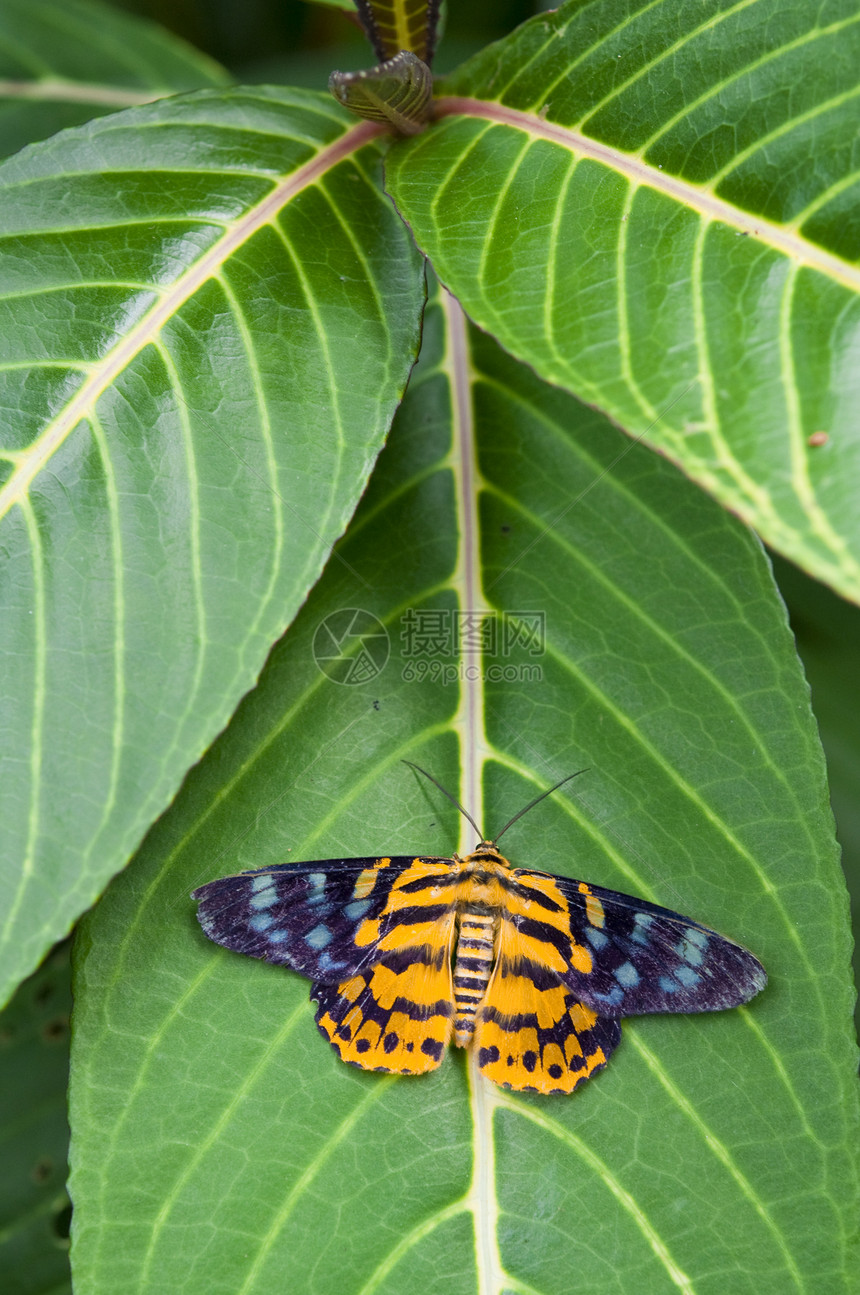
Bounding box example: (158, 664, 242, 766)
(386, 0, 860, 602)
(0, 87, 425, 1006)
(69, 289, 858, 1292)
(0, 0, 228, 161)
(0, 941, 72, 1295)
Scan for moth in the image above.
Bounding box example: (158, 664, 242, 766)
(193, 765, 766, 1095)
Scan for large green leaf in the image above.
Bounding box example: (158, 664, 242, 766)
(0, 87, 425, 1006)
(386, 0, 860, 603)
(0, 0, 228, 161)
(69, 290, 857, 1292)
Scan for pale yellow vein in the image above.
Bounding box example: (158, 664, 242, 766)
(77, 409, 126, 868)
(442, 289, 491, 836)
(629, 1028, 806, 1290)
(467, 1050, 507, 1295)
(213, 270, 285, 675)
(432, 99, 860, 295)
(0, 117, 384, 526)
(0, 499, 47, 952)
(496, 1094, 695, 1294)
(138, 998, 309, 1285)
(356, 1201, 468, 1295)
(639, 12, 860, 160)
(236, 1080, 390, 1295)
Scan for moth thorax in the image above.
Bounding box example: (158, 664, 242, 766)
(452, 910, 498, 1048)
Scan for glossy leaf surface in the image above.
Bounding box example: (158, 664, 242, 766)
(386, 0, 860, 601)
(69, 292, 858, 1293)
(0, 87, 424, 1005)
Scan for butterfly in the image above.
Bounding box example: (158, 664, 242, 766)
(193, 765, 766, 1095)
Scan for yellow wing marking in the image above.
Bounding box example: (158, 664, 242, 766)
(474, 995, 610, 1094)
(355, 857, 455, 948)
(578, 881, 606, 928)
(352, 867, 382, 900)
(316, 939, 454, 1075)
(319, 1004, 451, 1074)
(315, 857, 458, 1075)
(473, 892, 613, 1094)
(368, 949, 452, 1010)
(476, 969, 569, 1032)
(508, 869, 594, 974)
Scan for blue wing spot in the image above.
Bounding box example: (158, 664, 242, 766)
(250, 912, 275, 932)
(306, 872, 328, 905)
(584, 927, 609, 950)
(345, 898, 372, 920)
(676, 929, 708, 965)
(658, 975, 680, 994)
(675, 965, 702, 989)
(306, 924, 333, 949)
(630, 912, 654, 945)
(249, 878, 278, 909)
(317, 951, 347, 975)
(267, 929, 290, 944)
(613, 961, 640, 988)
(675, 938, 704, 966)
(593, 985, 625, 1006)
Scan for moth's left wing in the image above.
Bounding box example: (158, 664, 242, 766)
(312, 934, 456, 1077)
(193, 855, 449, 982)
(194, 854, 460, 1074)
(506, 869, 767, 1016)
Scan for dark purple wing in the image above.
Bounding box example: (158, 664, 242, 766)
(512, 870, 767, 1016)
(192, 856, 424, 982)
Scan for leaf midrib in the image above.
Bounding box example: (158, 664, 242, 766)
(0, 116, 384, 525)
(428, 100, 860, 294)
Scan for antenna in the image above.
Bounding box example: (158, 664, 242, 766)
(402, 761, 484, 840)
(492, 770, 587, 844)
(403, 761, 587, 846)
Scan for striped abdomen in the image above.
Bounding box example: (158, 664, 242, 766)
(452, 910, 498, 1047)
